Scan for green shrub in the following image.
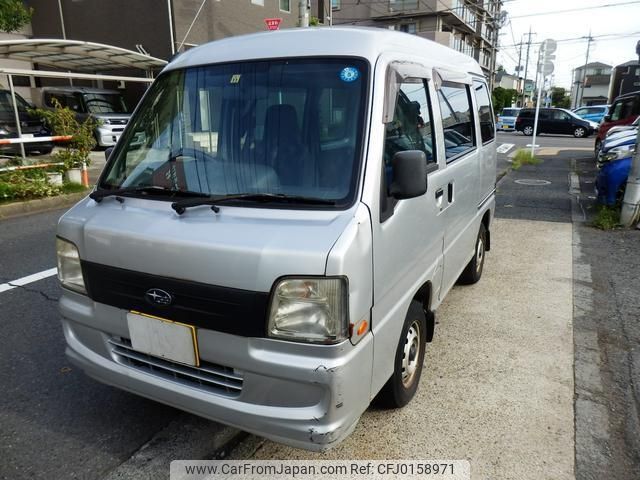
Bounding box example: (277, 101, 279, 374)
(30, 99, 96, 171)
(512, 149, 542, 170)
(592, 205, 620, 230)
(0, 169, 62, 201)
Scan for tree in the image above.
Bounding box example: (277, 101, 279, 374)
(550, 87, 571, 109)
(0, 0, 33, 33)
(492, 87, 517, 113)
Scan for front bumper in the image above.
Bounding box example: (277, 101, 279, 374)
(95, 126, 125, 147)
(60, 290, 373, 451)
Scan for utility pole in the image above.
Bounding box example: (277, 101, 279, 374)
(533, 46, 542, 106)
(578, 32, 593, 107)
(298, 0, 309, 27)
(620, 40, 640, 227)
(521, 27, 534, 108)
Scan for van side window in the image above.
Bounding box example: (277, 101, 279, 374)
(384, 79, 435, 165)
(473, 80, 495, 144)
(381, 78, 434, 222)
(610, 98, 634, 122)
(437, 81, 476, 161)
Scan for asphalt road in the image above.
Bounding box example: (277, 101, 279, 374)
(0, 210, 183, 480)
(2, 132, 637, 479)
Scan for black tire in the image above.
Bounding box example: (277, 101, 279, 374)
(39, 147, 53, 155)
(458, 223, 487, 285)
(594, 139, 602, 158)
(522, 125, 533, 136)
(378, 301, 427, 408)
(574, 127, 586, 138)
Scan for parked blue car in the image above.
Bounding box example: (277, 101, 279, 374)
(573, 105, 610, 124)
(595, 129, 636, 205)
(496, 107, 521, 132)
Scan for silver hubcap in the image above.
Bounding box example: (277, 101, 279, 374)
(402, 321, 421, 387)
(524, 127, 532, 135)
(575, 128, 584, 137)
(476, 237, 484, 274)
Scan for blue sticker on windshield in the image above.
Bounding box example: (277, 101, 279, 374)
(339, 67, 360, 83)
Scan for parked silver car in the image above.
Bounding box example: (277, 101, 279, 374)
(40, 87, 130, 147)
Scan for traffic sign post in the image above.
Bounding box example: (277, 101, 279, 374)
(264, 18, 282, 31)
(531, 39, 556, 157)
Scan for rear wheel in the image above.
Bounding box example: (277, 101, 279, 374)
(523, 125, 533, 136)
(594, 139, 602, 158)
(574, 127, 586, 138)
(378, 301, 427, 408)
(458, 223, 487, 285)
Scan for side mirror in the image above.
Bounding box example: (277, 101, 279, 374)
(604, 114, 611, 122)
(105, 146, 114, 162)
(390, 150, 432, 199)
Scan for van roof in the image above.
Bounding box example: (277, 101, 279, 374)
(165, 27, 484, 77)
(41, 86, 121, 94)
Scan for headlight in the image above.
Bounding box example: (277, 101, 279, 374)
(267, 277, 348, 344)
(599, 144, 636, 166)
(0, 128, 9, 135)
(56, 238, 86, 294)
(101, 119, 111, 125)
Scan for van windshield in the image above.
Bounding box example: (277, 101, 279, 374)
(83, 93, 128, 114)
(501, 108, 518, 117)
(100, 58, 368, 208)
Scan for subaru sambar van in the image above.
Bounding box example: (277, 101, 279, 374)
(56, 27, 496, 451)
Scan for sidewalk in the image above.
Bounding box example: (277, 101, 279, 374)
(230, 216, 576, 480)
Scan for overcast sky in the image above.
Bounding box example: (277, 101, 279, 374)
(497, 0, 640, 90)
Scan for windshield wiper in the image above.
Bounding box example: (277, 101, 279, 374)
(171, 193, 336, 215)
(90, 185, 207, 203)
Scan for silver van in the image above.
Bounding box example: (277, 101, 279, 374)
(56, 27, 496, 451)
(40, 87, 130, 147)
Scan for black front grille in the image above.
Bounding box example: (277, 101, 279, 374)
(82, 261, 270, 337)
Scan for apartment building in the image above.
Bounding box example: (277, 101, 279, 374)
(570, 62, 612, 108)
(26, 0, 298, 60)
(320, 0, 502, 79)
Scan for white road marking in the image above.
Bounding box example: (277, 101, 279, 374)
(0, 267, 58, 294)
(497, 143, 515, 154)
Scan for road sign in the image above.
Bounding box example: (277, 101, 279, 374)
(264, 18, 282, 31)
(542, 39, 557, 56)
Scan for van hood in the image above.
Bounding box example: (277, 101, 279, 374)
(58, 197, 357, 292)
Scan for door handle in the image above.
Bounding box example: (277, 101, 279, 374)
(448, 182, 454, 203)
(435, 188, 444, 209)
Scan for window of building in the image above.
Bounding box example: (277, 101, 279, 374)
(389, 0, 418, 11)
(437, 81, 476, 161)
(251, 0, 264, 5)
(399, 23, 417, 34)
(473, 80, 494, 144)
(332, 0, 341, 9)
(280, 0, 290, 12)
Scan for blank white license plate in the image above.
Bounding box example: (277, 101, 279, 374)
(21, 133, 34, 138)
(127, 311, 199, 366)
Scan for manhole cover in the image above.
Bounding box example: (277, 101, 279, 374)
(514, 179, 551, 186)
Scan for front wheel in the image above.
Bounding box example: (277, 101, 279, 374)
(378, 301, 427, 408)
(574, 127, 586, 138)
(522, 125, 533, 136)
(458, 223, 487, 285)
(594, 139, 602, 158)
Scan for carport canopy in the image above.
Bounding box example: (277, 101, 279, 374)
(0, 38, 167, 72)
(0, 39, 169, 158)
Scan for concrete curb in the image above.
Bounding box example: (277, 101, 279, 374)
(0, 191, 87, 220)
(102, 414, 246, 480)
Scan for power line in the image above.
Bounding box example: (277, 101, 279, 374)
(509, 0, 640, 19)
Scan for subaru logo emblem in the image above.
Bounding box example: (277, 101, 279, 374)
(21, 121, 28, 128)
(145, 288, 173, 306)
